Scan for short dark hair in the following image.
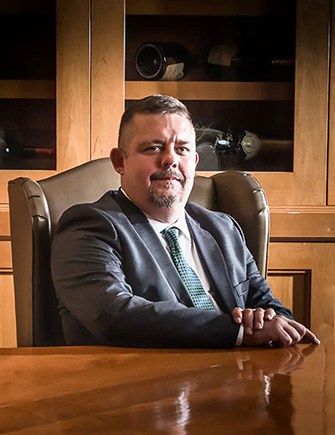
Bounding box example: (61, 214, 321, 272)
(117, 94, 194, 151)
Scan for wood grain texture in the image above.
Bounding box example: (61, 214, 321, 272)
(0, 275, 16, 348)
(269, 242, 335, 343)
(126, 81, 294, 101)
(270, 206, 335, 240)
(0, 80, 55, 99)
(0, 242, 11, 268)
(56, 0, 90, 170)
(91, 0, 125, 158)
(0, 205, 10, 236)
(0, 344, 333, 433)
(328, 0, 335, 205)
(126, 0, 288, 16)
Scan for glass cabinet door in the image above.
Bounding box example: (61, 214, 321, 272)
(0, 0, 91, 347)
(124, 0, 329, 206)
(126, 1, 295, 173)
(0, 0, 91, 204)
(0, 1, 56, 171)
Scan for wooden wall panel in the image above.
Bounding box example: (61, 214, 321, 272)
(270, 207, 335, 240)
(0, 274, 16, 348)
(267, 270, 311, 327)
(269, 242, 335, 343)
(56, 0, 90, 170)
(328, 0, 335, 205)
(267, 275, 294, 310)
(91, 0, 125, 158)
(0, 206, 10, 237)
(0, 242, 11, 269)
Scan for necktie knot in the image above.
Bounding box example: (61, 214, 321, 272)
(162, 226, 181, 255)
(162, 226, 179, 239)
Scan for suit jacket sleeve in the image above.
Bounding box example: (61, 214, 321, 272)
(52, 194, 292, 348)
(51, 200, 241, 348)
(186, 204, 293, 319)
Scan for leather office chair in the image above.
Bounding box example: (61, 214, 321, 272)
(8, 157, 269, 347)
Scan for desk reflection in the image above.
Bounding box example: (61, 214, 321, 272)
(135, 345, 317, 434)
(0, 344, 331, 434)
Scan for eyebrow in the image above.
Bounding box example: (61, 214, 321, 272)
(139, 138, 190, 147)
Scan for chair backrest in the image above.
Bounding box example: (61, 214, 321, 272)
(8, 157, 269, 347)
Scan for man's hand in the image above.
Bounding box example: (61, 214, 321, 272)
(241, 315, 320, 347)
(232, 307, 276, 335)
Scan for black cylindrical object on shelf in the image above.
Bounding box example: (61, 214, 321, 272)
(135, 43, 193, 81)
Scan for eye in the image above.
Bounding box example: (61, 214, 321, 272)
(176, 145, 191, 155)
(143, 144, 162, 153)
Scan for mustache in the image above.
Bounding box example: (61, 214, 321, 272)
(150, 169, 185, 184)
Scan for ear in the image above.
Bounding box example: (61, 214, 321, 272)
(195, 151, 199, 166)
(110, 148, 125, 175)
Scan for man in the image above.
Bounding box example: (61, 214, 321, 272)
(51, 94, 319, 348)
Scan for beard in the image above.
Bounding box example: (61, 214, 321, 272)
(149, 170, 186, 208)
(149, 187, 179, 208)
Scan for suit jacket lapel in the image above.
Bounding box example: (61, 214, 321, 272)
(113, 190, 194, 307)
(186, 215, 240, 312)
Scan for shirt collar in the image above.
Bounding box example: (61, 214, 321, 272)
(147, 212, 191, 241)
(120, 188, 190, 240)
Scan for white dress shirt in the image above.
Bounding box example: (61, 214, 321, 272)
(146, 212, 221, 312)
(120, 189, 243, 345)
(147, 212, 244, 346)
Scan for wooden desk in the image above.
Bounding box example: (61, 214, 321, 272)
(0, 344, 334, 434)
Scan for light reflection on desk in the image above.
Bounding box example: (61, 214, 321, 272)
(0, 344, 334, 434)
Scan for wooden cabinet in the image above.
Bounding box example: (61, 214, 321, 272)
(123, 0, 329, 207)
(90, 0, 335, 343)
(0, 0, 91, 204)
(329, 0, 335, 205)
(268, 243, 335, 343)
(1, 0, 335, 346)
(92, 0, 331, 205)
(0, 0, 91, 347)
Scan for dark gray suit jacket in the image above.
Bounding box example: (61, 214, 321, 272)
(51, 189, 292, 348)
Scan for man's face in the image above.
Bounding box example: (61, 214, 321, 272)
(111, 113, 199, 221)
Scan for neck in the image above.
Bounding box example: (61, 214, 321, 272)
(120, 187, 186, 223)
(142, 204, 184, 224)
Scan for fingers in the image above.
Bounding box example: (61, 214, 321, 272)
(232, 307, 243, 325)
(243, 309, 256, 335)
(242, 315, 320, 348)
(281, 317, 320, 345)
(271, 316, 320, 347)
(269, 317, 303, 346)
(300, 327, 320, 344)
(233, 308, 260, 335)
(264, 308, 276, 321)
(232, 307, 276, 335)
(253, 308, 276, 331)
(232, 308, 320, 346)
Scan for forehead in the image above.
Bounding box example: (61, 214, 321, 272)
(129, 113, 195, 137)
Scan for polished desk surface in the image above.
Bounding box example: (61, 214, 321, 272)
(0, 344, 334, 434)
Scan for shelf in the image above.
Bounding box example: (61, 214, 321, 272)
(125, 81, 294, 101)
(0, 80, 55, 99)
(0, 0, 54, 14)
(126, 0, 289, 16)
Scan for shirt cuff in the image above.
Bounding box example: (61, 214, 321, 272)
(235, 324, 244, 346)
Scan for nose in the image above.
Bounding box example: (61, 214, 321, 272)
(160, 147, 178, 169)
